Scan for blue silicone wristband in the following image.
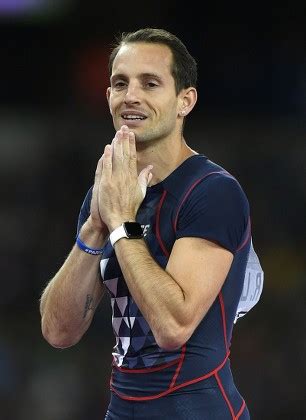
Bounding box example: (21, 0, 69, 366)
(76, 236, 103, 255)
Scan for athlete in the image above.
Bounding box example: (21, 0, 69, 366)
(40, 28, 264, 419)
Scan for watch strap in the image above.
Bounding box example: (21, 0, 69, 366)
(109, 224, 127, 247)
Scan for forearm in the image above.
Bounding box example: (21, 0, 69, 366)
(114, 238, 188, 350)
(40, 219, 107, 348)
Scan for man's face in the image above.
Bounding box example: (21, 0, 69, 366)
(107, 42, 181, 144)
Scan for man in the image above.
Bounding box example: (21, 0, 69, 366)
(40, 28, 263, 419)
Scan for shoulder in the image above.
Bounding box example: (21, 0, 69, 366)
(203, 171, 248, 201)
(164, 155, 227, 199)
(179, 158, 249, 211)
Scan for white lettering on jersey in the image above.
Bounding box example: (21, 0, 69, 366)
(141, 224, 150, 237)
(235, 239, 264, 323)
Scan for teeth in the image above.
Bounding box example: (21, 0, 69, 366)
(123, 115, 145, 120)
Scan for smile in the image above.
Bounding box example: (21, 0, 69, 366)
(122, 114, 146, 120)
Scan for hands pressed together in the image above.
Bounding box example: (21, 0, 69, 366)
(89, 125, 153, 235)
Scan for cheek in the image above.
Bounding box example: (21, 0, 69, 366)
(161, 102, 178, 121)
(164, 98, 179, 114)
(108, 97, 117, 116)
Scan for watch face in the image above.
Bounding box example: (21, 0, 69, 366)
(124, 222, 143, 238)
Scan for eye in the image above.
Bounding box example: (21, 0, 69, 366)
(112, 80, 127, 90)
(145, 81, 159, 89)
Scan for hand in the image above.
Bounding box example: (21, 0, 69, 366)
(98, 125, 153, 231)
(89, 154, 109, 235)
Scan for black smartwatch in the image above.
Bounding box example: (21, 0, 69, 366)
(109, 222, 143, 247)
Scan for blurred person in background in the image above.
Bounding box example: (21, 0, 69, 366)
(40, 28, 263, 419)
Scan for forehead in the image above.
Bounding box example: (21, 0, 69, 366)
(111, 42, 173, 78)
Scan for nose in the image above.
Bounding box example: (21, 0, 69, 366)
(124, 82, 141, 105)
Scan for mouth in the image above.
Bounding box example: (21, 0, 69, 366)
(120, 111, 147, 122)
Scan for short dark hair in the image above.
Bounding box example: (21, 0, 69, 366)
(108, 28, 197, 95)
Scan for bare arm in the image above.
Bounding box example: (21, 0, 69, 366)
(40, 154, 109, 348)
(40, 219, 107, 348)
(113, 236, 233, 350)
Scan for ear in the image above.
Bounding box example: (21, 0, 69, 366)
(178, 87, 197, 117)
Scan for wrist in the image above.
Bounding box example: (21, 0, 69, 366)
(108, 218, 136, 233)
(76, 236, 104, 255)
(109, 221, 143, 247)
(79, 218, 108, 248)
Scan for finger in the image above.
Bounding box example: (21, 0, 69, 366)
(121, 125, 130, 159)
(112, 130, 123, 169)
(95, 155, 103, 182)
(91, 155, 103, 207)
(102, 144, 112, 178)
(93, 154, 103, 191)
(138, 165, 153, 197)
(128, 131, 138, 176)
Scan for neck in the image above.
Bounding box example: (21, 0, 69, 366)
(136, 136, 197, 185)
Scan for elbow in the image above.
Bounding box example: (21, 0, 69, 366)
(155, 325, 190, 351)
(41, 318, 82, 349)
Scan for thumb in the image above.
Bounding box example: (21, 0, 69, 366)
(138, 165, 153, 198)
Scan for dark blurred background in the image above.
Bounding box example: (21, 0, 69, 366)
(0, 1, 305, 419)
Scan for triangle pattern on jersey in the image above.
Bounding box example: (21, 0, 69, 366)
(104, 277, 118, 297)
(128, 357, 138, 369)
(131, 318, 147, 337)
(120, 336, 130, 355)
(111, 298, 115, 311)
(131, 336, 147, 352)
(129, 317, 136, 328)
(129, 299, 141, 317)
(112, 317, 123, 336)
(123, 317, 131, 328)
(123, 303, 130, 317)
(137, 316, 151, 335)
(100, 258, 109, 279)
(142, 336, 156, 352)
(116, 296, 128, 316)
(114, 337, 123, 354)
(113, 300, 122, 318)
(119, 319, 130, 337)
(116, 277, 129, 297)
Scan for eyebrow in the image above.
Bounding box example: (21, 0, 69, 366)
(111, 72, 163, 83)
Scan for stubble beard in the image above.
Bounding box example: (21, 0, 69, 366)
(134, 121, 175, 148)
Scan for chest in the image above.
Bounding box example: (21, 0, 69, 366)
(100, 188, 178, 291)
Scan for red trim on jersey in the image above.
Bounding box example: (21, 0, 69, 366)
(215, 371, 235, 419)
(110, 351, 230, 401)
(114, 357, 180, 374)
(218, 292, 229, 353)
(169, 343, 186, 388)
(156, 190, 170, 257)
(235, 399, 247, 419)
(173, 171, 228, 232)
(236, 217, 251, 251)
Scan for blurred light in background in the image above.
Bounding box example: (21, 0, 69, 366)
(0, 0, 73, 18)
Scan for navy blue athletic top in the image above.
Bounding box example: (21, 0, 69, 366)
(77, 155, 263, 401)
